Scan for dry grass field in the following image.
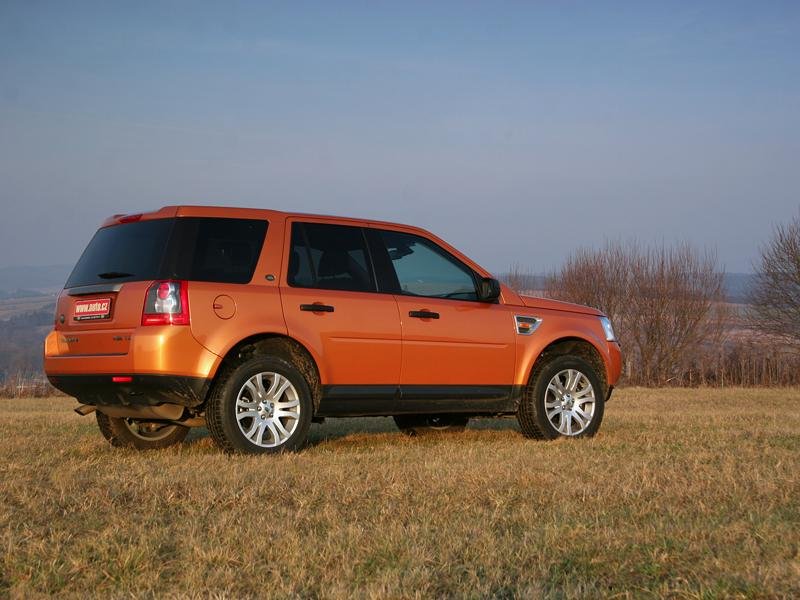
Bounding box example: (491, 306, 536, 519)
(1, 388, 798, 598)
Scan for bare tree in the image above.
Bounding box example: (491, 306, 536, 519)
(502, 263, 534, 293)
(748, 216, 800, 345)
(547, 240, 727, 386)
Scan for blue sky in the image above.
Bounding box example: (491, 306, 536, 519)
(1, 1, 798, 273)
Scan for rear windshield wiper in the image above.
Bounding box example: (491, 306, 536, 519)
(97, 271, 134, 279)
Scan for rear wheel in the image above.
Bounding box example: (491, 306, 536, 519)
(394, 414, 470, 436)
(517, 355, 605, 439)
(95, 411, 189, 450)
(206, 355, 313, 454)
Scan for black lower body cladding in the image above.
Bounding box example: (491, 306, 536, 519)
(316, 384, 524, 417)
(47, 374, 210, 407)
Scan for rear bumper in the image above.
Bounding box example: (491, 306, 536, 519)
(47, 374, 210, 408)
(43, 326, 220, 400)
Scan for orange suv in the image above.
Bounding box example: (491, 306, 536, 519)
(44, 206, 622, 453)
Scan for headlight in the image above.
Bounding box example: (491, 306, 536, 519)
(599, 317, 616, 342)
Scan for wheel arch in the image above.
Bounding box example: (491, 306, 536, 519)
(206, 333, 323, 412)
(525, 336, 609, 396)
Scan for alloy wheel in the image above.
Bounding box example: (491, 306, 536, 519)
(544, 369, 597, 436)
(234, 372, 301, 448)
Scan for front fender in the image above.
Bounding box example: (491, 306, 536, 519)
(513, 311, 620, 387)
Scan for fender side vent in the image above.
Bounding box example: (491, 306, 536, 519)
(515, 315, 542, 335)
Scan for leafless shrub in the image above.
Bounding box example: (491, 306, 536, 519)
(747, 216, 800, 346)
(547, 240, 727, 386)
(668, 335, 800, 386)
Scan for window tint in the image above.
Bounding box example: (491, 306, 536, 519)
(288, 222, 375, 292)
(65, 217, 268, 288)
(377, 230, 477, 300)
(66, 219, 175, 288)
(168, 218, 267, 284)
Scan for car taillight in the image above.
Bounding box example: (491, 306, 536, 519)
(142, 280, 190, 326)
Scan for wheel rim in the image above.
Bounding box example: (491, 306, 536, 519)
(235, 372, 300, 448)
(122, 419, 180, 441)
(545, 369, 596, 436)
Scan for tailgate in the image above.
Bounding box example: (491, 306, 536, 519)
(54, 282, 151, 356)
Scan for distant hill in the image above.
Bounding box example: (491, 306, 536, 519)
(723, 273, 755, 304)
(496, 272, 548, 293)
(0, 265, 70, 293)
(0, 304, 54, 379)
(498, 271, 756, 304)
(0, 289, 47, 299)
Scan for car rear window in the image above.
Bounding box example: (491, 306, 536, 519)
(66, 217, 268, 288)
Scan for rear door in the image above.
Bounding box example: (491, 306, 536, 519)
(366, 227, 516, 412)
(280, 220, 402, 414)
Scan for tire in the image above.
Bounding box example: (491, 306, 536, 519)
(206, 355, 313, 454)
(517, 355, 605, 440)
(394, 414, 470, 436)
(95, 411, 189, 450)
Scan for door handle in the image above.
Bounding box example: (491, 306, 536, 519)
(300, 303, 335, 313)
(409, 310, 439, 319)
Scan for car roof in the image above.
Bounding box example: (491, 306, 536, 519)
(100, 205, 492, 279)
(103, 205, 418, 231)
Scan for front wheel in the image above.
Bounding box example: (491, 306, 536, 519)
(394, 414, 470, 436)
(517, 355, 605, 439)
(206, 355, 313, 454)
(95, 412, 189, 450)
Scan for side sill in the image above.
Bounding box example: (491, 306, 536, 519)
(317, 384, 522, 417)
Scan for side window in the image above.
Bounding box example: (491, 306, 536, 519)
(174, 218, 268, 284)
(288, 222, 376, 293)
(376, 229, 478, 300)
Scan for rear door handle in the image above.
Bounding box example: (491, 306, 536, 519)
(409, 310, 439, 319)
(300, 303, 335, 313)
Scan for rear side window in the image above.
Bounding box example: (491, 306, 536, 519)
(66, 217, 268, 287)
(166, 218, 267, 284)
(288, 222, 375, 292)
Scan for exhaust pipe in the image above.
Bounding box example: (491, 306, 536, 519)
(74, 403, 205, 427)
(74, 402, 205, 427)
(175, 416, 206, 427)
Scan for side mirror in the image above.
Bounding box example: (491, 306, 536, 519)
(477, 277, 501, 302)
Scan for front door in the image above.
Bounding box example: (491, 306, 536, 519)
(367, 228, 516, 412)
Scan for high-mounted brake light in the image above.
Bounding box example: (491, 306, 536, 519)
(142, 280, 190, 326)
(118, 213, 143, 223)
